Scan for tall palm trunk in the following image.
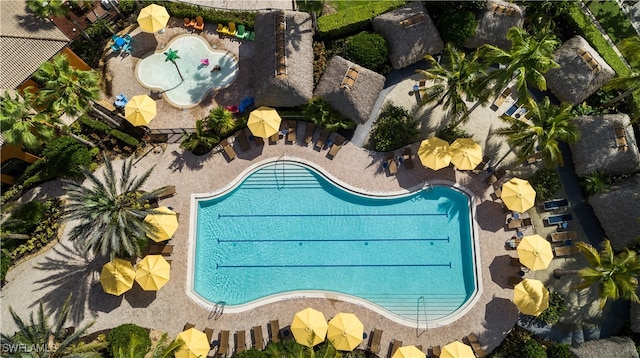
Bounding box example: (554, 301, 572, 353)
(554, 269, 580, 278)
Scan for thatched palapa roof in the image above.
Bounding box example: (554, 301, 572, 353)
(570, 336, 639, 358)
(545, 36, 615, 104)
(253, 11, 314, 107)
(589, 175, 640, 251)
(464, 0, 525, 50)
(314, 56, 385, 124)
(372, 2, 443, 69)
(570, 114, 640, 176)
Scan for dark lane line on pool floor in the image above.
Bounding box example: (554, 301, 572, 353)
(217, 237, 451, 243)
(216, 263, 453, 269)
(218, 213, 449, 218)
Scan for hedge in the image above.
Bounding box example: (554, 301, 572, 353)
(316, 1, 405, 39)
(152, 0, 257, 30)
(78, 116, 140, 147)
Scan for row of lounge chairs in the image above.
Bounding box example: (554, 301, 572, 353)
(216, 22, 255, 40)
(383, 148, 415, 175)
(184, 16, 205, 32)
(578, 48, 601, 72)
(182, 321, 278, 358)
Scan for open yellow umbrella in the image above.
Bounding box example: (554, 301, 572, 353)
(125, 95, 157, 126)
(392, 346, 425, 358)
(135, 255, 170, 291)
(291, 308, 327, 347)
(517, 235, 553, 271)
(137, 4, 170, 33)
(449, 138, 483, 170)
(100, 259, 135, 296)
(440, 341, 474, 358)
(417, 137, 451, 170)
(514, 279, 549, 316)
(501, 178, 536, 212)
(144, 206, 178, 242)
(247, 106, 282, 138)
(175, 328, 210, 358)
(327, 313, 364, 351)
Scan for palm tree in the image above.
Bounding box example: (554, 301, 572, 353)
(206, 107, 235, 137)
(494, 97, 579, 167)
(62, 155, 170, 259)
(26, 0, 70, 19)
(554, 240, 640, 309)
(603, 36, 640, 106)
(164, 48, 184, 82)
(0, 91, 59, 152)
(150, 334, 183, 358)
(478, 27, 560, 107)
(0, 295, 101, 358)
(417, 43, 489, 125)
(180, 120, 219, 155)
(31, 54, 100, 116)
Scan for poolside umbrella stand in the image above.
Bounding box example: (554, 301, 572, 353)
(513, 278, 549, 316)
(124, 95, 157, 126)
(417, 137, 451, 171)
(517, 235, 553, 271)
(135, 255, 170, 291)
(247, 106, 282, 138)
(327, 313, 364, 351)
(501, 178, 536, 212)
(392, 345, 426, 358)
(449, 138, 483, 171)
(291, 308, 328, 347)
(440, 341, 474, 358)
(137, 4, 170, 33)
(144, 206, 179, 242)
(100, 258, 135, 296)
(175, 328, 210, 358)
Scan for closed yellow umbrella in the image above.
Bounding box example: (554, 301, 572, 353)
(327, 313, 364, 351)
(247, 106, 282, 138)
(137, 4, 170, 33)
(501, 178, 536, 212)
(175, 328, 210, 358)
(517, 235, 553, 271)
(125, 95, 157, 126)
(417, 137, 451, 170)
(392, 346, 425, 358)
(135, 255, 170, 291)
(440, 341, 474, 358)
(449, 138, 483, 170)
(100, 258, 135, 296)
(291, 308, 327, 347)
(514, 279, 549, 316)
(144, 206, 179, 242)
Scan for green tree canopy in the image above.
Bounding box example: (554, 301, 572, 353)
(0, 91, 58, 152)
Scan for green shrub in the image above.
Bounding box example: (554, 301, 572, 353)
(303, 98, 356, 132)
(79, 116, 112, 133)
(434, 11, 477, 48)
(109, 129, 140, 147)
(41, 136, 96, 177)
(547, 343, 573, 358)
(316, 1, 405, 39)
(537, 291, 567, 325)
(579, 170, 611, 196)
(69, 21, 112, 67)
(207, 106, 236, 137)
(8, 199, 62, 262)
(107, 324, 151, 358)
(529, 168, 561, 202)
(1, 249, 10, 284)
(370, 104, 419, 152)
(2, 201, 48, 234)
(341, 32, 389, 72)
(521, 339, 547, 358)
(117, 0, 137, 16)
(436, 126, 471, 144)
(236, 348, 266, 358)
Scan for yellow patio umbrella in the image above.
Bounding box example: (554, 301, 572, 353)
(392, 345, 426, 358)
(124, 95, 157, 126)
(501, 178, 537, 212)
(175, 328, 210, 358)
(137, 4, 170, 33)
(291, 307, 328, 347)
(417, 137, 451, 170)
(449, 138, 483, 170)
(100, 258, 135, 296)
(135, 255, 170, 291)
(144, 206, 179, 242)
(517, 234, 554, 271)
(440, 341, 474, 358)
(247, 106, 282, 138)
(513, 278, 549, 316)
(327, 313, 364, 351)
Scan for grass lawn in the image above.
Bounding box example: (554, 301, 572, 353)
(586, 0, 639, 67)
(325, 0, 394, 12)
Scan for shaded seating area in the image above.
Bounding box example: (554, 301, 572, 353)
(472, 155, 491, 174)
(367, 328, 382, 354)
(486, 167, 507, 185)
(550, 231, 577, 243)
(383, 153, 398, 175)
(327, 134, 345, 159)
(234, 130, 250, 151)
(554, 245, 580, 257)
(220, 139, 237, 162)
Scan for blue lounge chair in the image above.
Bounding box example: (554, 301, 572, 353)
(504, 103, 519, 116)
(542, 198, 569, 211)
(545, 213, 573, 225)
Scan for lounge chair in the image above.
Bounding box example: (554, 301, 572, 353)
(235, 24, 248, 39)
(327, 135, 345, 159)
(269, 320, 280, 343)
(315, 128, 330, 150)
(252, 326, 265, 350)
(472, 155, 491, 174)
(286, 120, 297, 144)
(220, 140, 237, 162)
(486, 168, 507, 185)
(235, 130, 250, 151)
(149, 244, 173, 255)
(526, 152, 543, 164)
(389, 339, 402, 358)
(554, 245, 580, 257)
(269, 131, 280, 145)
(463, 333, 487, 358)
(550, 231, 577, 243)
(194, 16, 205, 32)
(216, 23, 225, 33)
(505, 237, 521, 249)
(204, 328, 215, 348)
(542, 198, 569, 211)
(235, 331, 246, 354)
(522, 217, 532, 227)
(156, 185, 176, 200)
(508, 219, 522, 230)
(402, 148, 415, 169)
(218, 331, 229, 357)
(246, 31, 255, 41)
(429, 345, 441, 358)
(504, 103, 520, 116)
(184, 18, 195, 28)
(385, 153, 397, 175)
(184, 322, 196, 330)
(367, 328, 382, 354)
(508, 276, 523, 288)
(545, 213, 573, 225)
(492, 88, 512, 109)
(226, 22, 236, 36)
(304, 122, 315, 146)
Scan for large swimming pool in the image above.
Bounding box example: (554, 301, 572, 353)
(188, 161, 479, 327)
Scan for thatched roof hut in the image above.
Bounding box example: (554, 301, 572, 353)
(464, 0, 525, 50)
(253, 11, 314, 107)
(545, 36, 616, 104)
(589, 175, 640, 251)
(372, 2, 443, 69)
(314, 56, 385, 124)
(570, 336, 638, 358)
(570, 114, 640, 176)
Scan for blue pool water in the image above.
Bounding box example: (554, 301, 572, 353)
(192, 162, 477, 323)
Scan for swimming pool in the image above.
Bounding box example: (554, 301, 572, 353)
(135, 35, 238, 108)
(188, 160, 480, 327)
